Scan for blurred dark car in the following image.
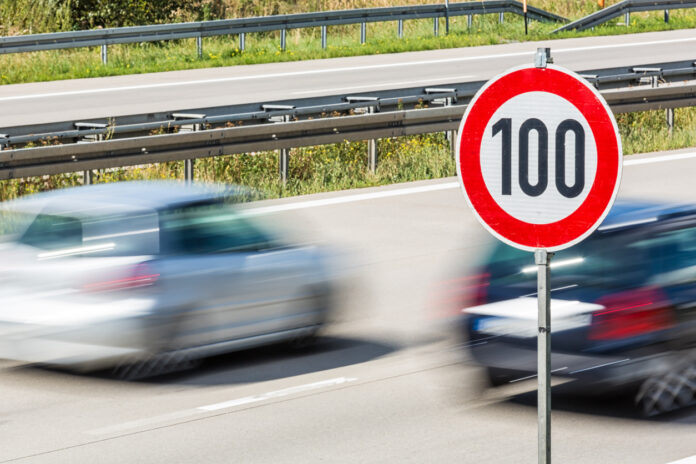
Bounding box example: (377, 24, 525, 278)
(0, 181, 335, 377)
(460, 200, 696, 415)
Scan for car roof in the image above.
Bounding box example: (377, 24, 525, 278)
(598, 199, 696, 231)
(1, 181, 253, 216)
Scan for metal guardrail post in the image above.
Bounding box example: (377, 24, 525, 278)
(625, 11, 630, 26)
(499, 12, 504, 23)
(398, 19, 404, 38)
(240, 32, 246, 51)
(468, 14, 473, 29)
(173, 113, 206, 183)
(262, 105, 295, 182)
(368, 106, 378, 173)
(361, 22, 367, 44)
(100, 44, 108, 65)
(434, 17, 439, 36)
(279, 116, 291, 184)
(75, 122, 106, 185)
(321, 25, 327, 49)
(196, 35, 203, 58)
(665, 9, 670, 22)
(447, 98, 457, 160)
(184, 159, 194, 183)
(426, 88, 458, 160)
(666, 108, 674, 135)
(346, 96, 380, 172)
(445, 0, 450, 34)
(280, 29, 287, 51)
(83, 169, 93, 185)
(0, 135, 8, 151)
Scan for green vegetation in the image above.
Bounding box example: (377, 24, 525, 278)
(1, 1, 695, 202)
(2, 107, 695, 202)
(1, 1, 696, 85)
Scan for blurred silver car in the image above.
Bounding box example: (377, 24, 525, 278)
(0, 181, 334, 376)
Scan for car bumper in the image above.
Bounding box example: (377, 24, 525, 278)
(0, 298, 159, 371)
(469, 339, 672, 393)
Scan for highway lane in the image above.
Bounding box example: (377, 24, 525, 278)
(3, 149, 696, 463)
(0, 28, 695, 128)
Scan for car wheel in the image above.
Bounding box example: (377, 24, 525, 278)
(485, 367, 517, 387)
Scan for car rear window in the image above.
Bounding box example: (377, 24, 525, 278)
(486, 231, 651, 293)
(159, 202, 273, 254)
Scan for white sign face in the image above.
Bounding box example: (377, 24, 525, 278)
(479, 91, 598, 224)
(457, 64, 622, 252)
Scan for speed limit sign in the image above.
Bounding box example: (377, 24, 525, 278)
(457, 63, 622, 252)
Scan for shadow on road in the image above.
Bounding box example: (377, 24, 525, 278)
(3, 335, 397, 386)
(504, 383, 696, 423)
(141, 335, 397, 386)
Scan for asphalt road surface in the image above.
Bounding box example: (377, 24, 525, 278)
(2, 147, 696, 463)
(0, 29, 695, 127)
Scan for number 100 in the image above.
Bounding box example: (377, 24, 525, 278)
(492, 118, 585, 198)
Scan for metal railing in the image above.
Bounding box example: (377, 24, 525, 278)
(1, 76, 695, 181)
(0, 2, 565, 64)
(554, 0, 696, 33)
(1, 58, 694, 149)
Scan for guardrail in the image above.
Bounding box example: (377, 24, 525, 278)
(554, 0, 696, 33)
(1, 79, 695, 182)
(1, 58, 694, 149)
(0, 1, 565, 64)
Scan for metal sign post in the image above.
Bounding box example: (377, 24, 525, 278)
(536, 249, 552, 464)
(455, 47, 621, 464)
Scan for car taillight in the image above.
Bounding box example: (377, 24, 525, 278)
(589, 287, 674, 340)
(454, 272, 490, 309)
(429, 273, 490, 320)
(82, 263, 159, 293)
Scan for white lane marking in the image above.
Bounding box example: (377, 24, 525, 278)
(624, 151, 696, 166)
(2, 36, 694, 102)
(241, 182, 459, 216)
(291, 76, 473, 95)
(666, 456, 696, 464)
(88, 376, 356, 436)
(198, 377, 357, 412)
(241, 151, 696, 215)
(87, 409, 200, 436)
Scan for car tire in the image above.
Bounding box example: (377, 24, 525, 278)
(485, 367, 518, 387)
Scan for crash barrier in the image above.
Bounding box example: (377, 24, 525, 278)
(0, 1, 565, 65)
(554, 0, 696, 33)
(1, 59, 695, 183)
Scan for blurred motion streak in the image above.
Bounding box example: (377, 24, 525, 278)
(443, 199, 696, 416)
(0, 181, 342, 379)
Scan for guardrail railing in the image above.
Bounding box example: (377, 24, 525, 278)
(1, 58, 694, 149)
(554, 0, 696, 33)
(0, 1, 565, 64)
(1, 77, 695, 182)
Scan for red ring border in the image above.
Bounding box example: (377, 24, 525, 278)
(458, 66, 621, 251)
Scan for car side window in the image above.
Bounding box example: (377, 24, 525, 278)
(159, 202, 273, 255)
(632, 226, 696, 285)
(18, 214, 82, 250)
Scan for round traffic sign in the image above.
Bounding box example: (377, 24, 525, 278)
(456, 64, 622, 252)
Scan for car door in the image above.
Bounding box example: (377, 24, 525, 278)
(156, 201, 299, 348)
